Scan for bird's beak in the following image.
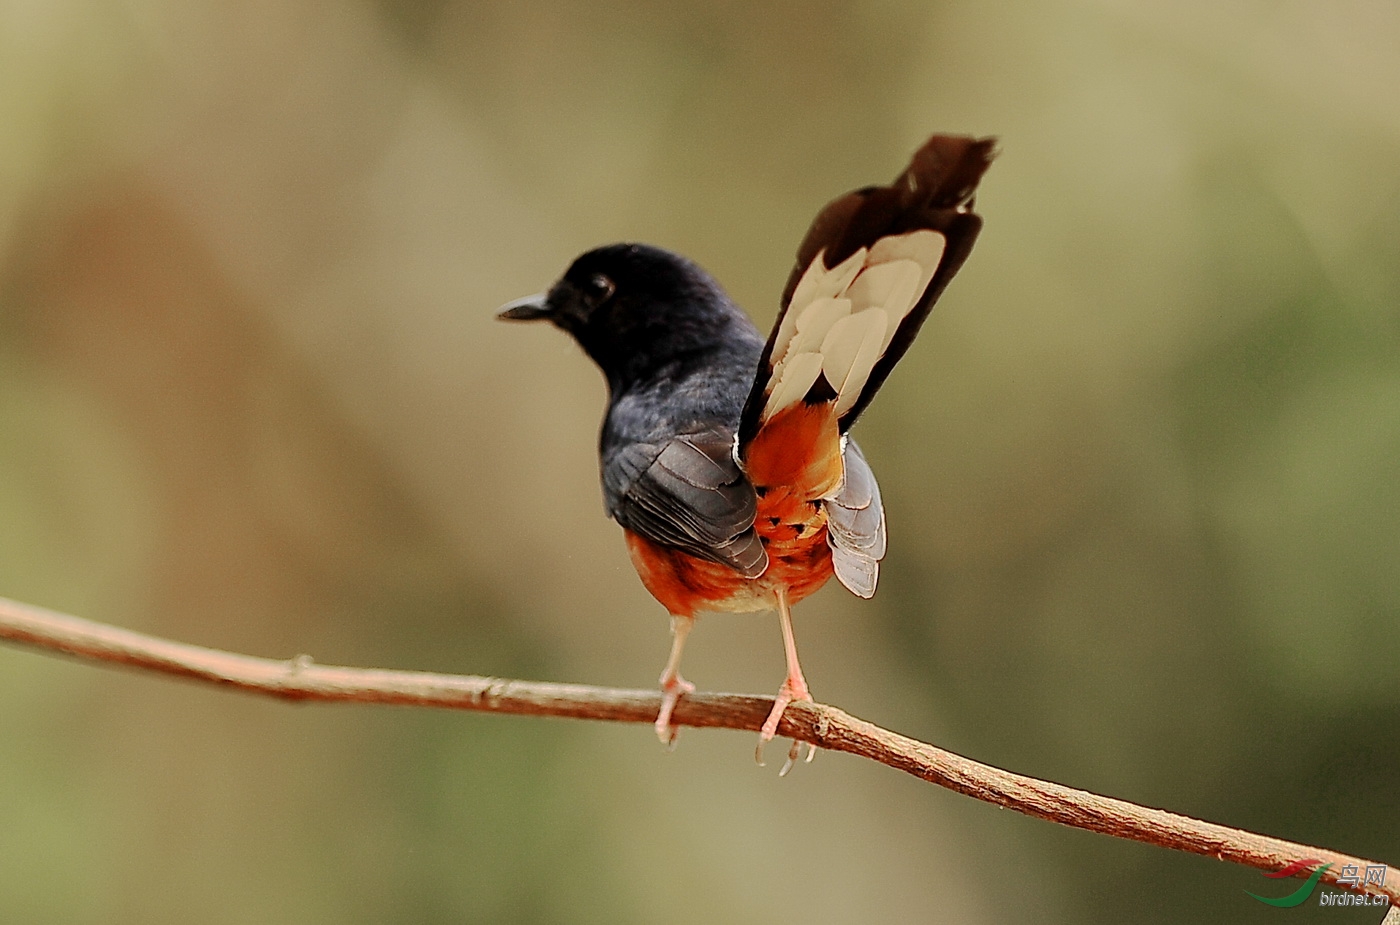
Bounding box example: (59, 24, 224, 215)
(497, 292, 553, 321)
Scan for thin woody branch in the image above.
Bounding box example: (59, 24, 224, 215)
(0, 594, 1393, 907)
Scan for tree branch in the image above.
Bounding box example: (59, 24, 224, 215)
(1, 594, 1394, 908)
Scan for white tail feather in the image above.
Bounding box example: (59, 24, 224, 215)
(845, 259, 921, 353)
(777, 297, 850, 368)
(787, 246, 868, 315)
(820, 310, 887, 416)
(869, 230, 943, 329)
(761, 229, 945, 423)
(762, 351, 824, 421)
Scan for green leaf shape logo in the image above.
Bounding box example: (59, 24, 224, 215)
(1246, 862, 1332, 907)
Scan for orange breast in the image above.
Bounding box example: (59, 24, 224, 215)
(624, 400, 842, 617)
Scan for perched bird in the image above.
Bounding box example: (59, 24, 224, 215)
(500, 134, 994, 771)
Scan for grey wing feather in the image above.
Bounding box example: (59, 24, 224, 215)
(831, 548, 878, 600)
(604, 429, 768, 579)
(826, 440, 886, 598)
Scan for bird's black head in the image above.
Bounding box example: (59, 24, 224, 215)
(498, 243, 760, 390)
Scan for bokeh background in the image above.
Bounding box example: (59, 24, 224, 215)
(2, 0, 1398, 922)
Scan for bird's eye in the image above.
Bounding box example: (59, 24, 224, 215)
(584, 273, 615, 305)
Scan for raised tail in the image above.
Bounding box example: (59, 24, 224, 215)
(738, 134, 996, 450)
(738, 134, 995, 598)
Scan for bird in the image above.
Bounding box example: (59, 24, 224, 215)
(499, 134, 995, 772)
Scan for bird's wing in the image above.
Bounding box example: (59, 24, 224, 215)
(738, 134, 996, 449)
(825, 439, 886, 598)
(604, 428, 768, 579)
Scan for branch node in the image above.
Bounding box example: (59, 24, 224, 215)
(478, 677, 509, 707)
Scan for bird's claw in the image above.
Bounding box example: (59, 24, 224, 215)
(756, 736, 818, 774)
(778, 738, 803, 777)
(655, 674, 695, 748)
(755, 679, 817, 774)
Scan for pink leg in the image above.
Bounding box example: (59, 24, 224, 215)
(655, 614, 696, 746)
(756, 590, 816, 774)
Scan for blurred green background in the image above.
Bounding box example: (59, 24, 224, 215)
(2, 0, 1398, 922)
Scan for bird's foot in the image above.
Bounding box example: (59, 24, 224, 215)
(655, 674, 696, 748)
(755, 678, 816, 775)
